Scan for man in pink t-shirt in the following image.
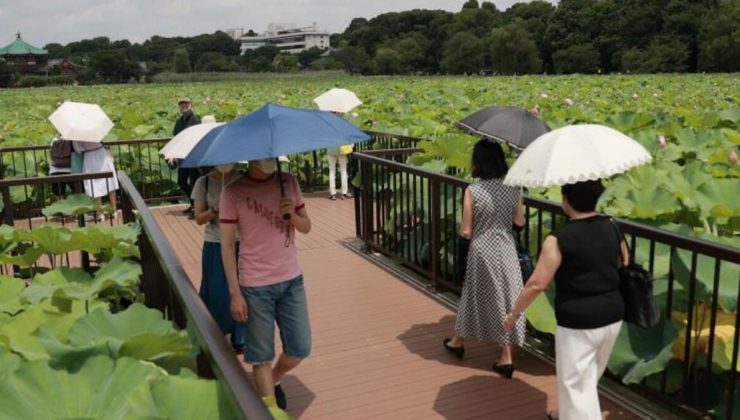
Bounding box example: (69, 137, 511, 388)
(220, 158, 312, 410)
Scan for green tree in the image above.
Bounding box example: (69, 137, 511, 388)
(196, 52, 237, 72)
(621, 36, 690, 73)
(441, 31, 485, 74)
(173, 48, 191, 73)
(90, 50, 141, 82)
(698, 0, 740, 72)
(334, 44, 371, 74)
(0, 60, 16, 88)
(44, 43, 67, 59)
(374, 47, 405, 74)
(297, 47, 324, 68)
(489, 19, 542, 74)
(552, 43, 601, 74)
(462, 0, 479, 9)
(273, 54, 299, 72)
(391, 34, 429, 71)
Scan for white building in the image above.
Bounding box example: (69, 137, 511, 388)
(239, 23, 330, 54)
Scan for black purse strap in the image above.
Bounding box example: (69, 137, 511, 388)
(608, 217, 629, 267)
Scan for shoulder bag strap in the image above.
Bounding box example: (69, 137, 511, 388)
(608, 217, 629, 267)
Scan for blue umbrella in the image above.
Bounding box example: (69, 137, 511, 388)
(180, 103, 369, 168)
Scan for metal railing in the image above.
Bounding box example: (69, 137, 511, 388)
(352, 148, 740, 419)
(0, 130, 420, 202)
(119, 172, 271, 420)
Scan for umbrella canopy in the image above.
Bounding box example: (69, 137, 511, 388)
(181, 104, 369, 168)
(159, 122, 224, 160)
(503, 124, 653, 188)
(48, 101, 114, 143)
(456, 106, 549, 150)
(313, 88, 362, 113)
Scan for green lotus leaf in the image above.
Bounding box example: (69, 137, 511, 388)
(0, 276, 26, 315)
(718, 106, 740, 124)
(0, 345, 21, 378)
(0, 355, 164, 419)
(26, 224, 74, 255)
(0, 244, 44, 267)
(607, 319, 677, 385)
(36, 303, 193, 373)
(41, 193, 100, 218)
(70, 224, 140, 255)
(139, 375, 239, 420)
(525, 284, 556, 334)
(662, 161, 712, 209)
(695, 178, 740, 220)
(21, 268, 93, 305)
(91, 256, 142, 291)
(0, 224, 18, 254)
(0, 299, 93, 360)
(672, 246, 740, 313)
(721, 128, 740, 146)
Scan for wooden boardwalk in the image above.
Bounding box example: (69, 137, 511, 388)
(151, 197, 639, 420)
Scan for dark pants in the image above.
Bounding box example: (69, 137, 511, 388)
(177, 167, 199, 203)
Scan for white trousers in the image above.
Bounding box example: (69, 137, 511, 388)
(327, 154, 348, 196)
(555, 321, 622, 420)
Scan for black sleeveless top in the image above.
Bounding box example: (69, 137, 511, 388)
(550, 215, 624, 329)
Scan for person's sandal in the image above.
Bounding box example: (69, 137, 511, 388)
(442, 338, 465, 359)
(329, 194, 337, 201)
(492, 362, 514, 379)
(546, 411, 559, 420)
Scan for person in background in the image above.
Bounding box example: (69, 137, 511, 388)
(443, 140, 526, 379)
(73, 140, 119, 221)
(504, 180, 627, 420)
(325, 111, 352, 201)
(326, 145, 351, 200)
(49, 134, 73, 203)
(192, 161, 245, 353)
(220, 158, 312, 411)
(172, 97, 201, 219)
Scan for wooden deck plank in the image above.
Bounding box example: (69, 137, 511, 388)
(151, 198, 638, 420)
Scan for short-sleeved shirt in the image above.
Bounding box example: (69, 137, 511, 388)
(191, 172, 241, 243)
(219, 173, 305, 288)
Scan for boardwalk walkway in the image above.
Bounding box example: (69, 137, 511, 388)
(151, 197, 638, 420)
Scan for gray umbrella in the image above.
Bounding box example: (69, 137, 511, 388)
(456, 106, 550, 151)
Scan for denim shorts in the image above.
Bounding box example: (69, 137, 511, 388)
(241, 275, 312, 365)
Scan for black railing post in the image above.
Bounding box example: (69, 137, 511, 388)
(362, 160, 373, 252)
(429, 179, 441, 291)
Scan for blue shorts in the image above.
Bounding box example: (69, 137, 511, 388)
(241, 275, 312, 365)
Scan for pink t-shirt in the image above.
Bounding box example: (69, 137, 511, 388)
(219, 173, 305, 287)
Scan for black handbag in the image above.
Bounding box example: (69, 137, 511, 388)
(514, 227, 534, 284)
(609, 218, 660, 329)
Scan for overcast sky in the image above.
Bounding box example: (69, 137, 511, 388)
(0, 0, 547, 46)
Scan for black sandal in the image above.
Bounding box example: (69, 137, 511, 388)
(442, 338, 465, 359)
(492, 362, 514, 379)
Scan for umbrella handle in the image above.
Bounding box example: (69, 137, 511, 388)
(276, 158, 291, 220)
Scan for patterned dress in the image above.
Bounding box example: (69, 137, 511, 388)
(455, 179, 526, 345)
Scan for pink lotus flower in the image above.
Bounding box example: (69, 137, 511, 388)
(658, 135, 667, 148)
(531, 105, 541, 116)
(540, 93, 548, 99)
(730, 150, 738, 163)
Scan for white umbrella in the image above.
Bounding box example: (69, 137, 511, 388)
(48, 101, 114, 143)
(160, 122, 224, 160)
(313, 88, 362, 113)
(503, 124, 652, 188)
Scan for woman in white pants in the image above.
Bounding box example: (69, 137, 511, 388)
(504, 180, 628, 420)
(326, 147, 350, 200)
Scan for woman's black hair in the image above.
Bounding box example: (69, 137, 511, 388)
(471, 139, 508, 180)
(561, 180, 605, 212)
